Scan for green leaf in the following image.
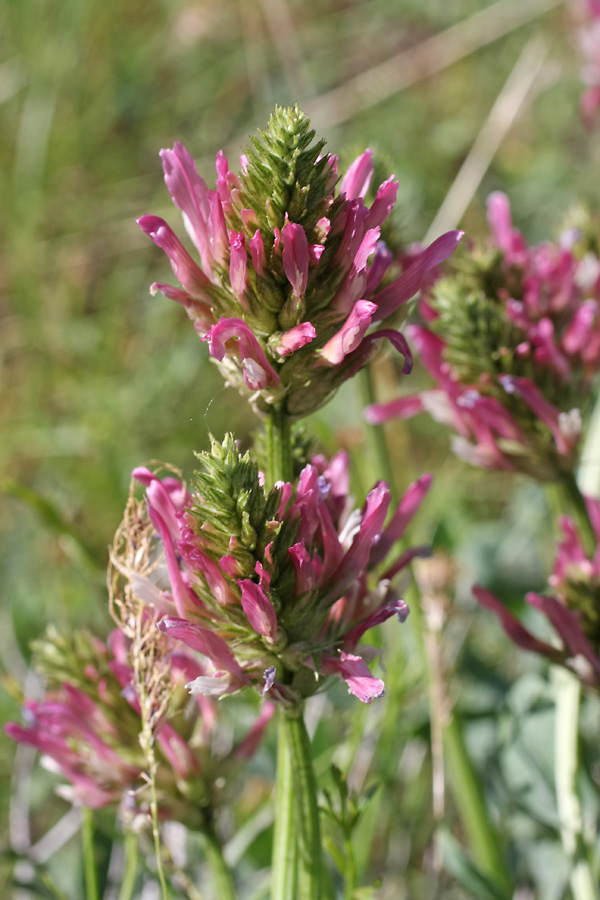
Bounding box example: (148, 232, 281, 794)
(439, 830, 513, 900)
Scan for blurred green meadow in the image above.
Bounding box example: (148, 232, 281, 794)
(2, 0, 600, 897)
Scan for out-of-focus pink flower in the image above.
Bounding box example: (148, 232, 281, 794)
(5, 627, 274, 823)
(474, 496, 600, 687)
(577, 2, 600, 128)
(138, 107, 461, 418)
(367, 192, 600, 480)
(128, 440, 431, 705)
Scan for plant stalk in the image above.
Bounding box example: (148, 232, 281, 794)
(280, 709, 322, 900)
(549, 473, 599, 899)
(81, 807, 100, 900)
(553, 666, 599, 900)
(266, 407, 322, 900)
(204, 824, 237, 900)
(118, 829, 139, 900)
(272, 713, 298, 900)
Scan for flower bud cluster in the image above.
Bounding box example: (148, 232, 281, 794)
(138, 105, 461, 418)
(368, 192, 600, 480)
(474, 497, 600, 688)
(5, 620, 273, 827)
(125, 435, 431, 706)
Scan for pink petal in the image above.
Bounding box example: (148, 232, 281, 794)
(157, 618, 249, 682)
(373, 231, 463, 320)
(137, 215, 212, 300)
(365, 394, 424, 424)
(203, 318, 280, 390)
(370, 474, 433, 565)
(160, 143, 214, 275)
(239, 580, 278, 638)
(340, 149, 374, 200)
(473, 586, 561, 659)
(272, 322, 316, 357)
(321, 651, 385, 703)
(343, 599, 409, 652)
(318, 300, 377, 365)
(282, 223, 309, 299)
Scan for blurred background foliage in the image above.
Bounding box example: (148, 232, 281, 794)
(2, 0, 600, 897)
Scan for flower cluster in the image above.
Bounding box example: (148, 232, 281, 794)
(474, 497, 600, 687)
(138, 105, 461, 418)
(367, 192, 600, 480)
(124, 435, 431, 706)
(5, 622, 273, 827)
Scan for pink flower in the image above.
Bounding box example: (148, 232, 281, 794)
(128, 440, 431, 705)
(367, 192, 599, 480)
(5, 627, 273, 822)
(474, 496, 600, 687)
(138, 108, 462, 417)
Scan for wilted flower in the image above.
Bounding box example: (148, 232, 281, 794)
(5, 623, 273, 828)
(138, 105, 461, 418)
(367, 192, 600, 480)
(473, 496, 600, 687)
(121, 435, 431, 706)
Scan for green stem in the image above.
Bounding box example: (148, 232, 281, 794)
(81, 807, 100, 900)
(279, 709, 322, 900)
(272, 715, 298, 900)
(552, 472, 597, 556)
(364, 365, 511, 894)
(204, 824, 237, 900)
(442, 711, 512, 894)
(266, 403, 293, 487)
(342, 829, 357, 900)
(407, 581, 513, 895)
(266, 406, 321, 899)
(148, 748, 171, 900)
(553, 666, 599, 900)
(118, 829, 139, 900)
